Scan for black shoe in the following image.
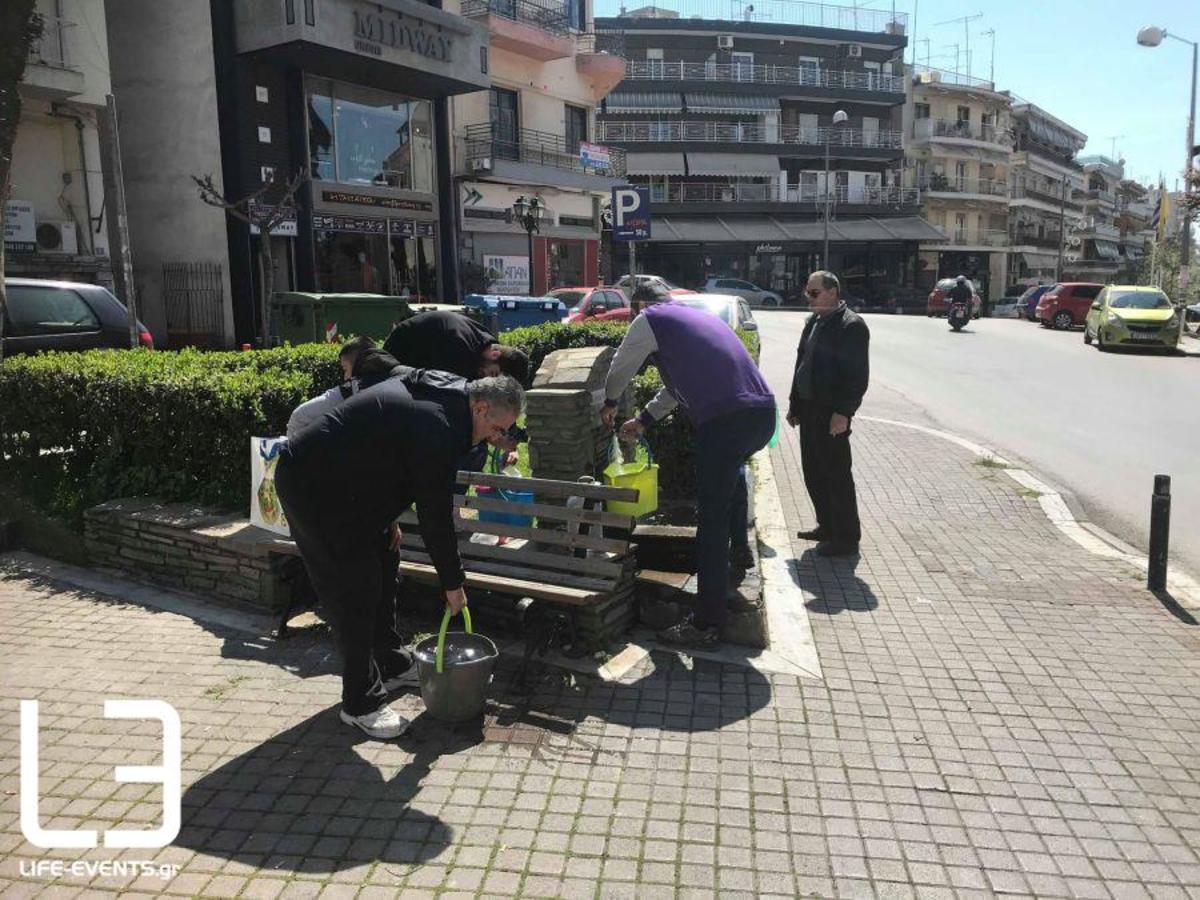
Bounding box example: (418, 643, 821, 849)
(816, 540, 859, 557)
(796, 527, 829, 541)
(658, 618, 720, 649)
(727, 590, 763, 614)
(729, 544, 755, 571)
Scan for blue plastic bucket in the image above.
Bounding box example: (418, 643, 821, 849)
(476, 485, 534, 526)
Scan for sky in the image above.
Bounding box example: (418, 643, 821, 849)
(596, 0, 1199, 189)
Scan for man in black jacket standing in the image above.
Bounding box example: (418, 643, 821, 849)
(277, 371, 524, 739)
(787, 271, 870, 557)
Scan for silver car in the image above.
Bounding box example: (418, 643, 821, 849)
(702, 277, 783, 308)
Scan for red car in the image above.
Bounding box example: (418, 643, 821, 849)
(1035, 282, 1103, 330)
(553, 286, 633, 324)
(926, 277, 982, 318)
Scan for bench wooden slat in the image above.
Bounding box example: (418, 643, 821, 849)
(399, 561, 604, 606)
(453, 518, 628, 553)
(399, 534, 626, 579)
(401, 548, 616, 592)
(455, 494, 634, 530)
(457, 471, 638, 503)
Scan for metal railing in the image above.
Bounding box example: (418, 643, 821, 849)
(27, 15, 74, 69)
(464, 123, 626, 177)
(911, 64, 995, 90)
(462, 0, 572, 36)
(920, 176, 1007, 197)
(1010, 230, 1063, 250)
(598, 120, 903, 148)
(598, 0, 907, 33)
(914, 118, 1011, 147)
(622, 60, 904, 93)
(1012, 137, 1084, 171)
(1082, 187, 1118, 205)
(1010, 184, 1082, 208)
(1078, 218, 1120, 239)
(645, 181, 920, 205)
(941, 229, 1008, 247)
(575, 31, 625, 56)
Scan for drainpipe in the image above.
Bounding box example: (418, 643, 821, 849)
(50, 105, 98, 255)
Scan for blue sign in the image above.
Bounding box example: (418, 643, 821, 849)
(611, 186, 651, 241)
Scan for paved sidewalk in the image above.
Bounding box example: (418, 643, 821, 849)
(3, 394, 1200, 897)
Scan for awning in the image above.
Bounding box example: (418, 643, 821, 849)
(1020, 251, 1058, 269)
(684, 92, 780, 114)
(1093, 239, 1121, 260)
(625, 152, 687, 176)
(687, 153, 781, 176)
(604, 90, 682, 114)
(649, 215, 944, 244)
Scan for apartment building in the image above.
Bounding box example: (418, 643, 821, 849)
(594, 1, 940, 304)
(454, 0, 626, 293)
(1068, 155, 1125, 282)
(8, 0, 115, 287)
(1116, 178, 1156, 275)
(908, 66, 1012, 301)
(1007, 100, 1087, 287)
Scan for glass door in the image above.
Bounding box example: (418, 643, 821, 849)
(490, 88, 520, 160)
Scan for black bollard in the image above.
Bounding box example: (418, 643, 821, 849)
(1148, 474, 1171, 591)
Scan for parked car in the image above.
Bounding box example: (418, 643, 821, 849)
(1084, 285, 1181, 351)
(991, 294, 1026, 318)
(926, 278, 981, 318)
(614, 274, 695, 299)
(1018, 284, 1054, 321)
(679, 294, 757, 332)
(1035, 282, 1103, 330)
(2, 278, 153, 355)
(553, 286, 632, 324)
(701, 277, 782, 307)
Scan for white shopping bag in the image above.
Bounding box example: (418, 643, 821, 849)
(250, 436, 290, 536)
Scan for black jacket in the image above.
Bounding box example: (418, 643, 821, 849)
(278, 368, 473, 590)
(948, 282, 973, 304)
(382, 311, 495, 380)
(787, 305, 870, 419)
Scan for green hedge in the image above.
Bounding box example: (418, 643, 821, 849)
(0, 320, 762, 525)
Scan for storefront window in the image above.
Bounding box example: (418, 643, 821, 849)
(314, 231, 390, 293)
(308, 85, 335, 181)
(409, 101, 435, 194)
(389, 224, 439, 300)
(548, 240, 585, 289)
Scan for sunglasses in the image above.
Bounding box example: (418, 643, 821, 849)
(805, 288, 823, 298)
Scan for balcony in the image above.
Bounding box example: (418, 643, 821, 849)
(601, 0, 906, 33)
(645, 181, 920, 211)
(929, 229, 1008, 249)
(1078, 218, 1120, 240)
(913, 118, 1011, 152)
(622, 61, 905, 98)
(574, 33, 626, 96)
(462, 0, 574, 61)
(21, 15, 84, 100)
(1081, 187, 1118, 207)
(1010, 230, 1063, 250)
(598, 120, 903, 153)
(1010, 184, 1082, 211)
(919, 176, 1008, 202)
(464, 123, 625, 191)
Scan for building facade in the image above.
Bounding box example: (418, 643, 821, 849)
(453, 0, 626, 294)
(1007, 100, 1087, 288)
(907, 67, 1012, 301)
(594, 2, 940, 305)
(1068, 155, 1125, 283)
(8, 0, 115, 287)
(108, 0, 490, 348)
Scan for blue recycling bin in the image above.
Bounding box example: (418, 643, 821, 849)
(464, 294, 568, 332)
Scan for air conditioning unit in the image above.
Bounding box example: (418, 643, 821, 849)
(36, 220, 78, 255)
(847, 43, 863, 58)
(717, 35, 734, 49)
(471, 158, 492, 173)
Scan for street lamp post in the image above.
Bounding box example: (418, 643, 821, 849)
(822, 109, 849, 270)
(1137, 25, 1197, 299)
(512, 195, 545, 295)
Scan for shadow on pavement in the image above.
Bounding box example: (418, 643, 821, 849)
(788, 551, 879, 614)
(1151, 589, 1199, 626)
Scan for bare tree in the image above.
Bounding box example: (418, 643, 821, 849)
(0, 2, 42, 362)
(192, 169, 309, 347)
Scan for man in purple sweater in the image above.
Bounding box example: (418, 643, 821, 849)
(601, 301, 776, 648)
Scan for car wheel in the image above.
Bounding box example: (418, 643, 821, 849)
(1083, 325, 1092, 345)
(1053, 311, 1074, 330)
(1097, 329, 1109, 352)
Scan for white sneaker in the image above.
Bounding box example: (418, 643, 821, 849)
(382, 665, 421, 693)
(339, 704, 410, 740)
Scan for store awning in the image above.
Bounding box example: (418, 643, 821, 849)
(684, 92, 780, 114)
(687, 153, 781, 176)
(604, 90, 682, 113)
(625, 152, 687, 175)
(650, 215, 944, 244)
(1093, 239, 1121, 260)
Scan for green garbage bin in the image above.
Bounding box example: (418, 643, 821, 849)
(270, 293, 416, 345)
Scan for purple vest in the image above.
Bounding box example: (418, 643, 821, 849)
(642, 302, 776, 426)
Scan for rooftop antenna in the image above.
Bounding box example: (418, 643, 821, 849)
(932, 13, 983, 78)
(980, 27, 995, 85)
(1107, 134, 1125, 161)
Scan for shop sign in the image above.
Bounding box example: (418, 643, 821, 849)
(321, 189, 433, 212)
(755, 244, 783, 254)
(483, 255, 529, 294)
(579, 142, 611, 172)
(352, 8, 454, 63)
(312, 213, 388, 234)
(248, 201, 298, 237)
(4, 199, 36, 252)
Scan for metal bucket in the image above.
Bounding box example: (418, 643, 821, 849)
(414, 607, 497, 723)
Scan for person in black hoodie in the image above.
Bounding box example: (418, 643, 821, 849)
(383, 310, 530, 384)
(787, 271, 870, 558)
(276, 371, 524, 739)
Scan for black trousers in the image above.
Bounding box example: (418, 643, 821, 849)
(797, 404, 861, 544)
(276, 463, 412, 716)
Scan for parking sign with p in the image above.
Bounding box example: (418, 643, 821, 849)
(611, 186, 651, 241)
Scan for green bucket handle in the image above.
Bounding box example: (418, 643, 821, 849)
(610, 431, 655, 473)
(435, 605, 474, 674)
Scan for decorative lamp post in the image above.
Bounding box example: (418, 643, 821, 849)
(823, 109, 850, 269)
(512, 195, 545, 295)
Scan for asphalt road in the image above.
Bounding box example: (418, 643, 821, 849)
(755, 309, 1200, 575)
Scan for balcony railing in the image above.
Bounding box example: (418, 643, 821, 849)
(645, 181, 920, 205)
(598, 120, 903, 149)
(940, 229, 1008, 247)
(575, 31, 625, 56)
(464, 123, 626, 178)
(1078, 218, 1120, 240)
(602, 0, 906, 33)
(1010, 230, 1063, 250)
(1010, 184, 1082, 209)
(27, 15, 74, 69)
(920, 177, 1007, 197)
(461, 0, 572, 36)
(622, 60, 904, 93)
(911, 64, 995, 91)
(1082, 188, 1117, 205)
(914, 118, 1011, 148)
